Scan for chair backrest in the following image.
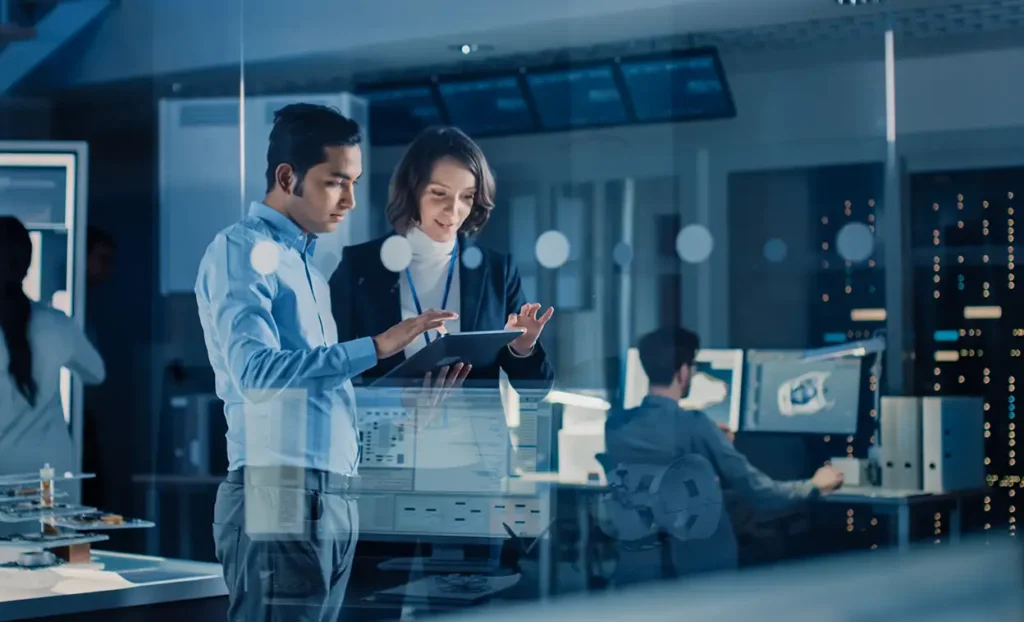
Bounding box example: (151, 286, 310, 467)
(594, 453, 724, 543)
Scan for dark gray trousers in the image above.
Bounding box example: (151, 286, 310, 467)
(212, 479, 359, 621)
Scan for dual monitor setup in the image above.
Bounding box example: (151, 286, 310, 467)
(623, 343, 879, 436)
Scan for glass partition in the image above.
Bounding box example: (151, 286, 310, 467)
(0, 0, 244, 561)
(0, 1, 1016, 620)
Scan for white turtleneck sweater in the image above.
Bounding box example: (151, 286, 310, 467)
(401, 227, 491, 473)
(400, 227, 462, 360)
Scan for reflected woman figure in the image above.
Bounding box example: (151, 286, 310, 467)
(0, 217, 105, 508)
(330, 126, 554, 390)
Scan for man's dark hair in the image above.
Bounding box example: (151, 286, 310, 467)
(386, 126, 495, 237)
(265, 103, 362, 194)
(87, 226, 115, 253)
(637, 327, 701, 385)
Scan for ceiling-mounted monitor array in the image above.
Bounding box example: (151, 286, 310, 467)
(358, 47, 735, 146)
(438, 75, 534, 137)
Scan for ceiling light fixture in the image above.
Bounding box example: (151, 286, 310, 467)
(835, 0, 883, 5)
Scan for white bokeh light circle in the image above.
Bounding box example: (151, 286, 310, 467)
(461, 245, 484, 270)
(250, 240, 281, 276)
(380, 235, 413, 272)
(763, 238, 788, 263)
(535, 230, 571, 269)
(836, 223, 874, 263)
(675, 225, 714, 264)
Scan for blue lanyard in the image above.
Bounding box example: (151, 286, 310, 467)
(405, 240, 458, 346)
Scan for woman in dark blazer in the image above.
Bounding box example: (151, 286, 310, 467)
(330, 126, 554, 389)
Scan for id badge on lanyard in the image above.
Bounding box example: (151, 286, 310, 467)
(405, 240, 458, 346)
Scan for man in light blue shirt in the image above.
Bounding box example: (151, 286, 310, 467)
(195, 103, 454, 622)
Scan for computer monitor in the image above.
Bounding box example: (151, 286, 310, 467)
(679, 349, 744, 432)
(361, 84, 446, 146)
(623, 347, 744, 432)
(743, 350, 862, 435)
(525, 63, 628, 131)
(437, 75, 536, 137)
(354, 386, 553, 572)
(618, 47, 736, 123)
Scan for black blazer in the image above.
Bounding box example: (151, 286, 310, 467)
(329, 235, 554, 390)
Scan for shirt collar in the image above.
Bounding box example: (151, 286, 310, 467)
(248, 201, 317, 256)
(642, 394, 681, 409)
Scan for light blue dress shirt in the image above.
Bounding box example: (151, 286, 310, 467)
(195, 201, 378, 475)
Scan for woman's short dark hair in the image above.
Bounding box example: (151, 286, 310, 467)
(386, 126, 496, 236)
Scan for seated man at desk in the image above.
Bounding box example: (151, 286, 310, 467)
(602, 327, 844, 585)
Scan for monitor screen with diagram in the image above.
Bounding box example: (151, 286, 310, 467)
(354, 387, 552, 541)
(677, 349, 744, 432)
(625, 347, 744, 432)
(743, 350, 861, 434)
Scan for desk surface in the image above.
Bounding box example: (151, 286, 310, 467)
(0, 549, 227, 621)
(822, 486, 989, 505)
(133, 474, 225, 487)
(133, 473, 613, 496)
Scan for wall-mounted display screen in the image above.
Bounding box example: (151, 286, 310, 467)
(438, 76, 535, 137)
(363, 85, 445, 146)
(620, 50, 735, 123)
(526, 65, 627, 130)
(360, 46, 734, 138)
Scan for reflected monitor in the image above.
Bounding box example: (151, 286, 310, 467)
(354, 387, 552, 540)
(624, 347, 744, 432)
(743, 350, 861, 435)
(354, 387, 553, 573)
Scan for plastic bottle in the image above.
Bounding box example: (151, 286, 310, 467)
(39, 463, 55, 507)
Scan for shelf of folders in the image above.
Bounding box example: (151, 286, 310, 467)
(0, 464, 154, 567)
